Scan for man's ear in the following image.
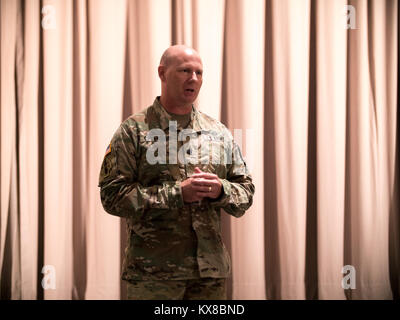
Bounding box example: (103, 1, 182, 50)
(158, 65, 166, 82)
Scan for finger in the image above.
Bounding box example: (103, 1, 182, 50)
(194, 167, 202, 173)
(196, 191, 210, 198)
(189, 193, 204, 201)
(191, 171, 217, 177)
(192, 178, 210, 186)
(192, 177, 220, 184)
(192, 185, 213, 192)
(191, 180, 219, 188)
(191, 173, 219, 181)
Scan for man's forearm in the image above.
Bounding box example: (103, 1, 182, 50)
(100, 179, 184, 218)
(210, 178, 255, 218)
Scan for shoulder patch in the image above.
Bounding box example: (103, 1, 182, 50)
(99, 143, 117, 185)
(105, 143, 111, 156)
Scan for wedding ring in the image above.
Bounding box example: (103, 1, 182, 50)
(208, 186, 212, 192)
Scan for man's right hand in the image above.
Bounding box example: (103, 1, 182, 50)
(181, 174, 204, 203)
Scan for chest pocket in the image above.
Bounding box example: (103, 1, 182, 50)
(176, 129, 222, 165)
(138, 129, 183, 185)
(195, 130, 229, 178)
(198, 130, 227, 165)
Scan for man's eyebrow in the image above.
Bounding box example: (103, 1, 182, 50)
(179, 66, 203, 71)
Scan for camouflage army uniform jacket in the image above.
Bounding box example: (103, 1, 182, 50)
(99, 97, 255, 281)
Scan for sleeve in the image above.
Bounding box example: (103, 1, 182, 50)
(98, 121, 184, 219)
(210, 139, 255, 218)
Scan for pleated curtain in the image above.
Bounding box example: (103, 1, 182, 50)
(0, 0, 398, 300)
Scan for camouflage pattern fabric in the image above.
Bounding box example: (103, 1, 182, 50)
(126, 278, 226, 300)
(99, 97, 255, 281)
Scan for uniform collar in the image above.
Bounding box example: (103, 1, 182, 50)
(148, 97, 202, 131)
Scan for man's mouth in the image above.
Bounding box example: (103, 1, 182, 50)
(185, 89, 195, 93)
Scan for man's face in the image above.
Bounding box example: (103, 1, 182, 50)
(162, 49, 203, 107)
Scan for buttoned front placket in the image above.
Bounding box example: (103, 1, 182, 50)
(153, 98, 223, 277)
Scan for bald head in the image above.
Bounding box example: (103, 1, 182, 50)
(160, 45, 202, 69)
(158, 45, 203, 114)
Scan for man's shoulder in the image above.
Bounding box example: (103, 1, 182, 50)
(197, 110, 230, 133)
(120, 104, 154, 128)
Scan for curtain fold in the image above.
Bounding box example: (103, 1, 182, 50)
(223, 0, 266, 300)
(84, 0, 127, 300)
(0, 0, 398, 300)
(314, 0, 348, 300)
(1, 0, 19, 300)
(269, 0, 312, 300)
(41, 0, 74, 300)
(70, 0, 89, 300)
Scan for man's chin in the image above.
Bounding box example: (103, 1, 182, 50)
(180, 97, 197, 106)
(188, 93, 200, 102)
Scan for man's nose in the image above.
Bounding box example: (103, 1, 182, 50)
(190, 72, 198, 81)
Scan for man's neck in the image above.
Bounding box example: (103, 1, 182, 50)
(159, 96, 192, 115)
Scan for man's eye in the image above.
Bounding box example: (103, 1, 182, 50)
(196, 71, 202, 76)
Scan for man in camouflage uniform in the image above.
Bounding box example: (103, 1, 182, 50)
(99, 45, 255, 300)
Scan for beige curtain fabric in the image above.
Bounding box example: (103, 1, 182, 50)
(0, 0, 398, 300)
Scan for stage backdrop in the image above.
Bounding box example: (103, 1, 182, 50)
(1, 0, 398, 299)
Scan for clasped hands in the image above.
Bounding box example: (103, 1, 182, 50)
(181, 167, 222, 203)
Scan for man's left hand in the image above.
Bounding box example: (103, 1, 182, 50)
(190, 167, 222, 199)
